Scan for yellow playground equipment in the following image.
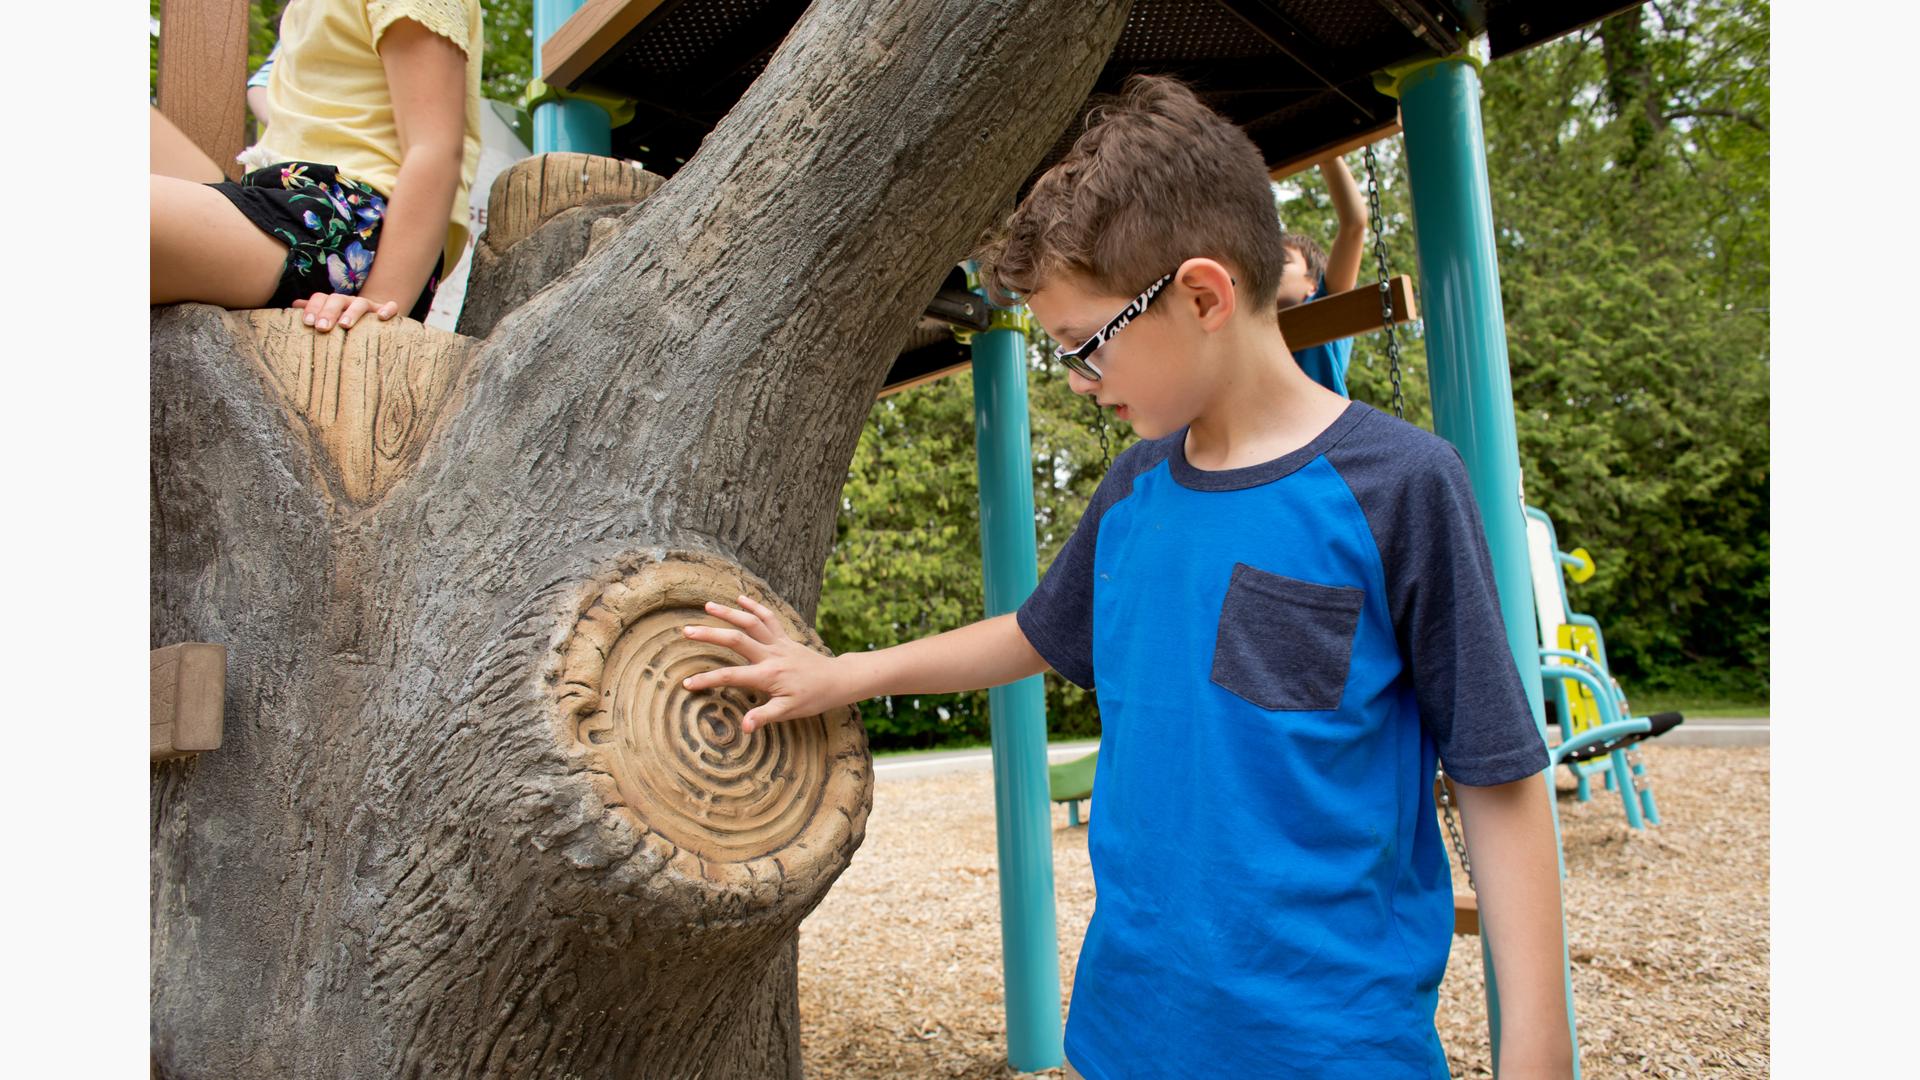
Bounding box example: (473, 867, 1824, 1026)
(1525, 505, 1683, 829)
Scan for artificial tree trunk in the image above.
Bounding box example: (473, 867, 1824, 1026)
(150, 1, 1132, 1077)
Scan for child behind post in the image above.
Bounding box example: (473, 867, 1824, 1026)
(1278, 228, 1355, 392)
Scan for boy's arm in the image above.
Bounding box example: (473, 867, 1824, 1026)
(1452, 776, 1576, 1079)
(682, 598, 1047, 732)
(1320, 154, 1368, 295)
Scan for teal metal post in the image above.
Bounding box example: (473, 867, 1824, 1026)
(969, 312, 1065, 1072)
(533, 0, 613, 154)
(1394, 54, 1580, 1076)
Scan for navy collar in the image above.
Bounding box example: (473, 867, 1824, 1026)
(1169, 401, 1370, 491)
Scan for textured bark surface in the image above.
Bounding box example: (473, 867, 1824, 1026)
(480, 153, 667, 257)
(457, 203, 634, 340)
(151, 2, 1132, 1078)
(457, 153, 668, 341)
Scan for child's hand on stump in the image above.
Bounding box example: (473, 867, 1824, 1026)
(294, 292, 401, 332)
(682, 596, 843, 733)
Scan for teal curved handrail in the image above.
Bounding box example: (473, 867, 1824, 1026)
(1563, 613, 1610, 671)
(1539, 647, 1625, 715)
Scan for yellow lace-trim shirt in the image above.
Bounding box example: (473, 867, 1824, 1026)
(261, 0, 484, 269)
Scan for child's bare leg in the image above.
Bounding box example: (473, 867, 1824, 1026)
(150, 176, 286, 307)
(151, 106, 225, 183)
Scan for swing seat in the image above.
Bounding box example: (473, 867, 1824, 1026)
(1453, 891, 1479, 936)
(1049, 750, 1097, 827)
(1558, 711, 1683, 763)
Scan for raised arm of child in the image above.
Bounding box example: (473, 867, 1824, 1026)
(247, 46, 277, 129)
(293, 19, 466, 332)
(1453, 777, 1577, 1078)
(1320, 153, 1368, 295)
(680, 598, 1048, 733)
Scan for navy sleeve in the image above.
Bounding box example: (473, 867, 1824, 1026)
(1016, 435, 1177, 689)
(1328, 410, 1549, 786)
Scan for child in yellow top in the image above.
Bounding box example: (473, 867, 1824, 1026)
(151, 0, 483, 333)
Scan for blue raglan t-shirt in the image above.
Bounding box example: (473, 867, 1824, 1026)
(1292, 276, 1355, 396)
(1016, 401, 1547, 1080)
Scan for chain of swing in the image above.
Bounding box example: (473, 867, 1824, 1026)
(1364, 144, 1475, 892)
(1364, 143, 1409, 424)
(1061, 144, 1472, 891)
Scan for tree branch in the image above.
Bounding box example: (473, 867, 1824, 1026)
(414, 0, 1135, 608)
(1662, 106, 1768, 134)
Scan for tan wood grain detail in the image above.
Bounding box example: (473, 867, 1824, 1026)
(156, 0, 250, 181)
(543, 0, 672, 88)
(552, 552, 868, 887)
(236, 312, 476, 506)
(481, 153, 667, 256)
(1266, 115, 1403, 182)
(152, 643, 227, 761)
(1278, 274, 1418, 351)
(1453, 890, 1480, 936)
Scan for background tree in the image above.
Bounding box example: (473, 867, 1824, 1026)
(1486, 0, 1769, 700)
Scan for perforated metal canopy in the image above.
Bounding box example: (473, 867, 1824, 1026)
(547, 0, 1641, 182)
(539, 0, 1639, 392)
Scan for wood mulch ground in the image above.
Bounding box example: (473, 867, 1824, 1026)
(797, 745, 1768, 1078)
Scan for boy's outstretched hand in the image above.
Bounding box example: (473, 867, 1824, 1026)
(682, 595, 847, 734)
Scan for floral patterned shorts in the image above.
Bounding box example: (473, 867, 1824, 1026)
(209, 161, 440, 321)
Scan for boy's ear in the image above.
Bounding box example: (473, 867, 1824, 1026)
(1175, 258, 1237, 332)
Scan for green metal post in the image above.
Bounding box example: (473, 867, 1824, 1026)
(1394, 54, 1581, 1077)
(969, 313, 1065, 1072)
(534, 0, 613, 155)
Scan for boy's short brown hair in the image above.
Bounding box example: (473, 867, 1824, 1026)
(979, 75, 1284, 311)
(1278, 232, 1328, 288)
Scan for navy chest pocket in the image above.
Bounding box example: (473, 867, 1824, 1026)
(1210, 563, 1364, 711)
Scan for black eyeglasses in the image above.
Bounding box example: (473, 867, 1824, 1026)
(1051, 271, 1176, 381)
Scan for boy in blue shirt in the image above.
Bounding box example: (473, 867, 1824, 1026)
(1279, 154, 1370, 396)
(683, 75, 1571, 1079)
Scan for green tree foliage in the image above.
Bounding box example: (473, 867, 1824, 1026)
(249, 1, 286, 73)
(1253, 4, 1770, 699)
(478, 1, 536, 104)
(818, 370, 991, 746)
(823, 1, 1768, 748)
(817, 342, 1134, 748)
(1482, 0, 1769, 697)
